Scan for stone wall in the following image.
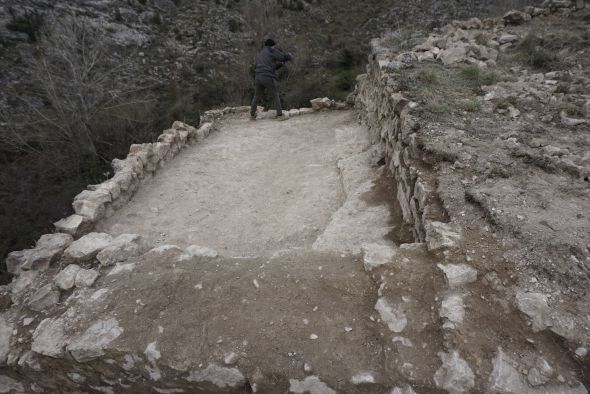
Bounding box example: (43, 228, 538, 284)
(353, 57, 449, 245)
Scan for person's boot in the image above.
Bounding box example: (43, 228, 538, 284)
(276, 113, 289, 121)
(250, 113, 257, 121)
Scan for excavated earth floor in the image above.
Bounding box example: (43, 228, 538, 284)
(97, 111, 405, 256)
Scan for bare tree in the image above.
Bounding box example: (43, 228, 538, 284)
(1, 15, 155, 161)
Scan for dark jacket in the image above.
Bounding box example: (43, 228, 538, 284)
(255, 46, 293, 80)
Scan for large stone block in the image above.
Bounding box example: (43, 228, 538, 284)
(97, 234, 146, 267)
(425, 221, 462, 251)
(63, 233, 113, 262)
(54, 214, 93, 238)
(28, 284, 59, 312)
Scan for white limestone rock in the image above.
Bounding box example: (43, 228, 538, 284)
(437, 264, 477, 288)
(54, 264, 82, 291)
(67, 318, 123, 362)
(107, 263, 136, 276)
(36, 233, 73, 251)
(0, 375, 24, 393)
(28, 284, 60, 312)
(310, 97, 333, 110)
(0, 318, 13, 366)
(440, 294, 465, 325)
(64, 233, 113, 262)
(515, 291, 551, 332)
(10, 270, 38, 296)
(560, 111, 587, 127)
(503, 10, 532, 25)
(434, 350, 475, 394)
(75, 269, 99, 288)
(489, 348, 587, 394)
(97, 234, 145, 266)
(178, 245, 219, 260)
(224, 352, 239, 365)
(31, 318, 68, 358)
(351, 372, 376, 385)
(289, 376, 336, 394)
(54, 214, 92, 237)
(390, 386, 417, 394)
(375, 298, 407, 333)
(186, 363, 245, 388)
(425, 221, 462, 251)
(361, 243, 397, 271)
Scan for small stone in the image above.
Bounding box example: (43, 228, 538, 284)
(75, 269, 99, 288)
(186, 364, 245, 388)
(498, 34, 519, 44)
(289, 376, 336, 394)
(375, 298, 407, 333)
(361, 243, 397, 271)
(437, 264, 477, 287)
(309, 334, 318, 340)
(54, 264, 82, 290)
(224, 352, 239, 365)
(440, 294, 464, 324)
(351, 372, 375, 385)
(23, 317, 33, 326)
(304, 362, 313, 373)
(0, 318, 13, 365)
(67, 372, 86, 383)
(575, 347, 588, 358)
(515, 291, 550, 332)
(0, 375, 24, 393)
(344, 326, 353, 332)
(503, 10, 532, 25)
(179, 245, 219, 260)
(434, 350, 475, 394)
(389, 386, 417, 394)
(561, 111, 587, 127)
(28, 284, 60, 312)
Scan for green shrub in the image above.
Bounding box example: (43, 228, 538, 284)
(151, 12, 162, 25)
(460, 65, 500, 86)
(475, 33, 490, 46)
(460, 100, 481, 113)
(6, 12, 42, 42)
(416, 68, 439, 84)
(228, 19, 241, 33)
(515, 34, 558, 70)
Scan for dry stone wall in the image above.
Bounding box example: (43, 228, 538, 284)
(353, 57, 452, 247)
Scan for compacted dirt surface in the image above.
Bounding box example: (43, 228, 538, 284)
(98, 111, 388, 257)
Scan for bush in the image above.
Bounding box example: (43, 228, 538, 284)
(416, 68, 439, 84)
(228, 19, 241, 33)
(460, 100, 481, 113)
(460, 65, 500, 86)
(514, 34, 558, 70)
(6, 11, 43, 42)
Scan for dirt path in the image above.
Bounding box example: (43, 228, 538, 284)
(98, 111, 386, 257)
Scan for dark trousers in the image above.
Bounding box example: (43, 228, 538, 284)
(250, 76, 282, 116)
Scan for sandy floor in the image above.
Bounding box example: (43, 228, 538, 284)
(98, 111, 379, 257)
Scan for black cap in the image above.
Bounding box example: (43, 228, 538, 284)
(264, 38, 276, 47)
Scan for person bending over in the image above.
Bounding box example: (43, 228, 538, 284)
(250, 38, 293, 120)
